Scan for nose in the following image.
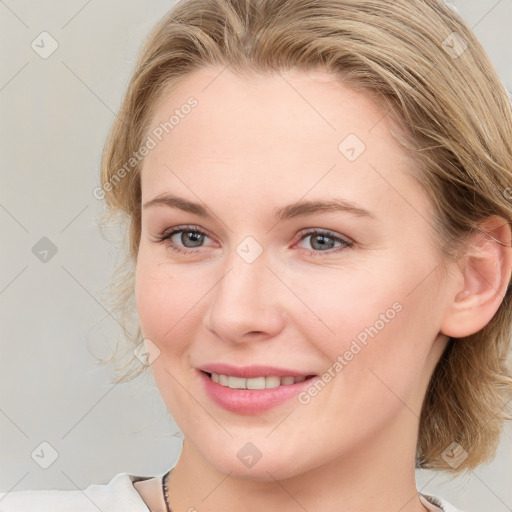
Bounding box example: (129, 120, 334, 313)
(202, 248, 287, 343)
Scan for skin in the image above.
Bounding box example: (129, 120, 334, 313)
(132, 66, 511, 511)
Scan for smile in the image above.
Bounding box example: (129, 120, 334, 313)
(198, 368, 319, 414)
(208, 372, 312, 389)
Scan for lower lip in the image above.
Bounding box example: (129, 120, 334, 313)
(198, 370, 317, 414)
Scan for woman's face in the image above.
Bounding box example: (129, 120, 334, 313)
(136, 66, 457, 480)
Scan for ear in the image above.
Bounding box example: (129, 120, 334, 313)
(440, 216, 512, 338)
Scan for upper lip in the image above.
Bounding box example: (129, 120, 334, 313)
(199, 363, 315, 379)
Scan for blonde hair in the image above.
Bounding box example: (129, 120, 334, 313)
(99, 0, 512, 474)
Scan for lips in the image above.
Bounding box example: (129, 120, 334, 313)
(199, 363, 314, 379)
(197, 364, 318, 414)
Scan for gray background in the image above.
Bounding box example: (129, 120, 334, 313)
(0, 1, 511, 510)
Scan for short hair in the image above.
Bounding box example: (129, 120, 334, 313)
(98, 0, 512, 474)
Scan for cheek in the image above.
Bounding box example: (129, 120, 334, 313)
(135, 248, 222, 365)
(135, 254, 196, 349)
(135, 259, 171, 340)
(283, 259, 425, 352)
(135, 255, 202, 415)
(291, 258, 442, 393)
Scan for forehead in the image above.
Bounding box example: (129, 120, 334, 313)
(140, 66, 425, 216)
(144, 66, 395, 161)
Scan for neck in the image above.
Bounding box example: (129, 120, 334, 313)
(167, 408, 428, 512)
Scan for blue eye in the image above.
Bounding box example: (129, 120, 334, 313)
(297, 229, 353, 256)
(157, 225, 353, 256)
(157, 225, 210, 254)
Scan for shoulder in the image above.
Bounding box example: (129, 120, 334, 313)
(0, 472, 155, 512)
(420, 492, 466, 512)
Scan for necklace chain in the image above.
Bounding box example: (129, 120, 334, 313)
(162, 467, 432, 511)
(162, 469, 173, 512)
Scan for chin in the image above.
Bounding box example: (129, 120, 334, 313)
(200, 445, 307, 482)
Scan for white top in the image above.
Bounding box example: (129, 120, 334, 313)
(0, 472, 464, 511)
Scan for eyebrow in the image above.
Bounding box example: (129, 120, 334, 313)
(142, 193, 376, 222)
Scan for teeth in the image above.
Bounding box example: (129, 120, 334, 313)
(246, 377, 266, 390)
(265, 376, 281, 388)
(209, 373, 308, 389)
(228, 376, 246, 389)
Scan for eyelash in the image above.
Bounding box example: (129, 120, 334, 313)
(156, 224, 354, 257)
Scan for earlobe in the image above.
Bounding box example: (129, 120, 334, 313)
(440, 216, 512, 339)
